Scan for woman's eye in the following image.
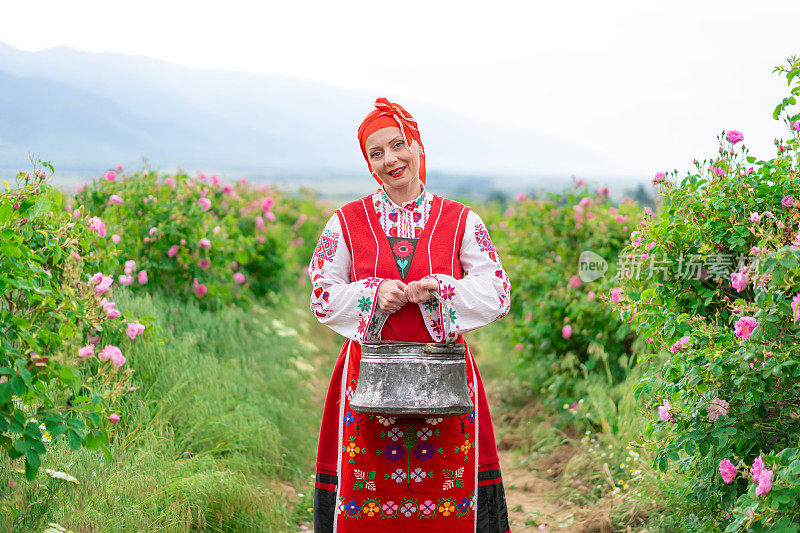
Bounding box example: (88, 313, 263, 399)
(394, 141, 404, 148)
(371, 151, 382, 158)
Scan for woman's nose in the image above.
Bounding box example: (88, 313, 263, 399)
(384, 150, 398, 165)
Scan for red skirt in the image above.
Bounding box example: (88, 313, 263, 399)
(313, 337, 510, 532)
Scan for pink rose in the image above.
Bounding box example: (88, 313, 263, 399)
(730, 271, 749, 292)
(652, 172, 666, 185)
(261, 197, 275, 212)
(98, 345, 126, 368)
(610, 288, 622, 303)
(195, 284, 208, 297)
(137, 270, 148, 284)
(94, 275, 113, 294)
(109, 413, 121, 424)
(598, 187, 610, 196)
(783, 195, 794, 208)
(198, 197, 211, 211)
(199, 258, 211, 270)
(265, 212, 276, 222)
(88, 216, 107, 237)
(149, 227, 157, 236)
(577, 179, 585, 186)
(118, 275, 134, 286)
(168, 245, 179, 258)
(749, 212, 761, 223)
(568, 276, 582, 289)
(126, 321, 145, 340)
(111, 234, 121, 244)
(792, 294, 800, 322)
(88, 332, 101, 344)
(726, 130, 744, 144)
(712, 167, 727, 178)
(755, 469, 773, 496)
(105, 171, 117, 182)
(124, 260, 136, 275)
(718, 459, 737, 484)
(516, 193, 526, 202)
(587, 291, 595, 301)
(706, 397, 729, 421)
(734, 316, 759, 340)
(222, 184, 233, 194)
(658, 399, 672, 422)
(109, 194, 123, 205)
(562, 324, 572, 339)
(751, 456, 765, 482)
(77, 345, 95, 359)
(233, 272, 245, 284)
(255, 216, 265, 229)
(198, 238, 211, 249)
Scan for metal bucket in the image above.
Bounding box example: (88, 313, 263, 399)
(349, 290, 472, 418)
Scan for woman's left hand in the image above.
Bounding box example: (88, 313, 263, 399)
(404, 277, 439, 304)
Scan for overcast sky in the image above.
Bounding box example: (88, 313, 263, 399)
(2, 0, 799, 178)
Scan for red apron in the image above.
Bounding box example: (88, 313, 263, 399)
(313, 194, 509, 533)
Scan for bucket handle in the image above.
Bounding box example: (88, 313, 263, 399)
(363, 288, 453, 345)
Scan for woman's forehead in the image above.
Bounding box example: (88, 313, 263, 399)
(364, 127, 403, 150)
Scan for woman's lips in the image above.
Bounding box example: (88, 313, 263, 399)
(388, 166, 406, 177)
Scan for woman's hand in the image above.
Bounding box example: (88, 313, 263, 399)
(404, 277, 439, 304)
(377, 279, 409, 314)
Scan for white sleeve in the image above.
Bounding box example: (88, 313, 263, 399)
(308, 214, 389, 342)
(419, 210, 511, 342)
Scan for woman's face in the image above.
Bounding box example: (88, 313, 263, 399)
(364, 127, 421, 191)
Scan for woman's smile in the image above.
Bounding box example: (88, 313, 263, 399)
(387, 166, 405, 177)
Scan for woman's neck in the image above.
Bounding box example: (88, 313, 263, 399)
(383, 179, 423, 205)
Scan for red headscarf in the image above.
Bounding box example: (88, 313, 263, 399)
(358, 98, 426, 185)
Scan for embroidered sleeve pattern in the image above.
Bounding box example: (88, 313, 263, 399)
(309, 214, 388, 342)
(421, 211, 511, 343)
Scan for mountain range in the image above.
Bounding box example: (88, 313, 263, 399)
(0, 42, 634, 193)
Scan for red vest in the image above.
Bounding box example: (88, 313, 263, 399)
(336, 194, 470, 342)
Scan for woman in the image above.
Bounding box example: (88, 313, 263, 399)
(309, 98, 511, 532)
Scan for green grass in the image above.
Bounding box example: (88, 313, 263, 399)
(0, 288, 322, 532)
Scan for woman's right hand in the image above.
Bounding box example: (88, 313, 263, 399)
(377, 280, 409, 314)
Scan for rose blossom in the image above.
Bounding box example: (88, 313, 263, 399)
(111, 234, 121, 244)
(265, 212, 276, 222)
(706, 397, 729, 421)
(261, 197, 275, 212)
(98, 345, 126, 368)
(568, 276, 582, 289)
(562, 324, 572, 339)
(255, 216, 265, 229)
(734, 316, 759, 340)
(730, 271, 749, 292)
(198, 197, 211, 211)
(88, 216, 107, 237)
(93, 275, 113, 294)
(138, 270, 148, 284)
(658, 399, 672, 422)
(126, 321, 145, 340)
(77, 345, 95, 359)
(104, 171, 117, 182)
(168, 245, 179, 257)
(118, 275, 134, 286)
(233, 272, 245, 284)
(109, 413, 121, 424)
(756, 469, 773, 496)
(610, 288, 622, 303)
(88, 332, 101, 344)
(749, 212, 761, 223)
(109, 194, 123, 205)
(792, 294, 800, 322)
(198, 238, 211, 249)
(726, 130, 744, 144)
(719, 459, 737, 484)
(199, 258, 211, 270)
(783, 195, 795, 208)
(751, 455, 765, 481)
(194, 284, 208, 297)
(124, 260, 136, 275)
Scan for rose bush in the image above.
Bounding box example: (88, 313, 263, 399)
(498, 182, 645, 405)
(615, 56, 800, 530)
(1, 162, 137, 480)
(74, 169, 326, 307)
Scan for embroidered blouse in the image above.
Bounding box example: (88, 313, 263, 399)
(308, 186, 511, 342)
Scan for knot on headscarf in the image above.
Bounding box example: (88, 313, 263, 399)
(358, 97, 426, 185)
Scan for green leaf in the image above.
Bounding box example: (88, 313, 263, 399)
(0, 381, 11, 404)
(25, 198, 50, 221)
(0, 203, 11, 224)
(24, 457, 38, 481)
(26, 449, 41, 470)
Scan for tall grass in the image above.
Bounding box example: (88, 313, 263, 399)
(0, 288, 321, 532)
